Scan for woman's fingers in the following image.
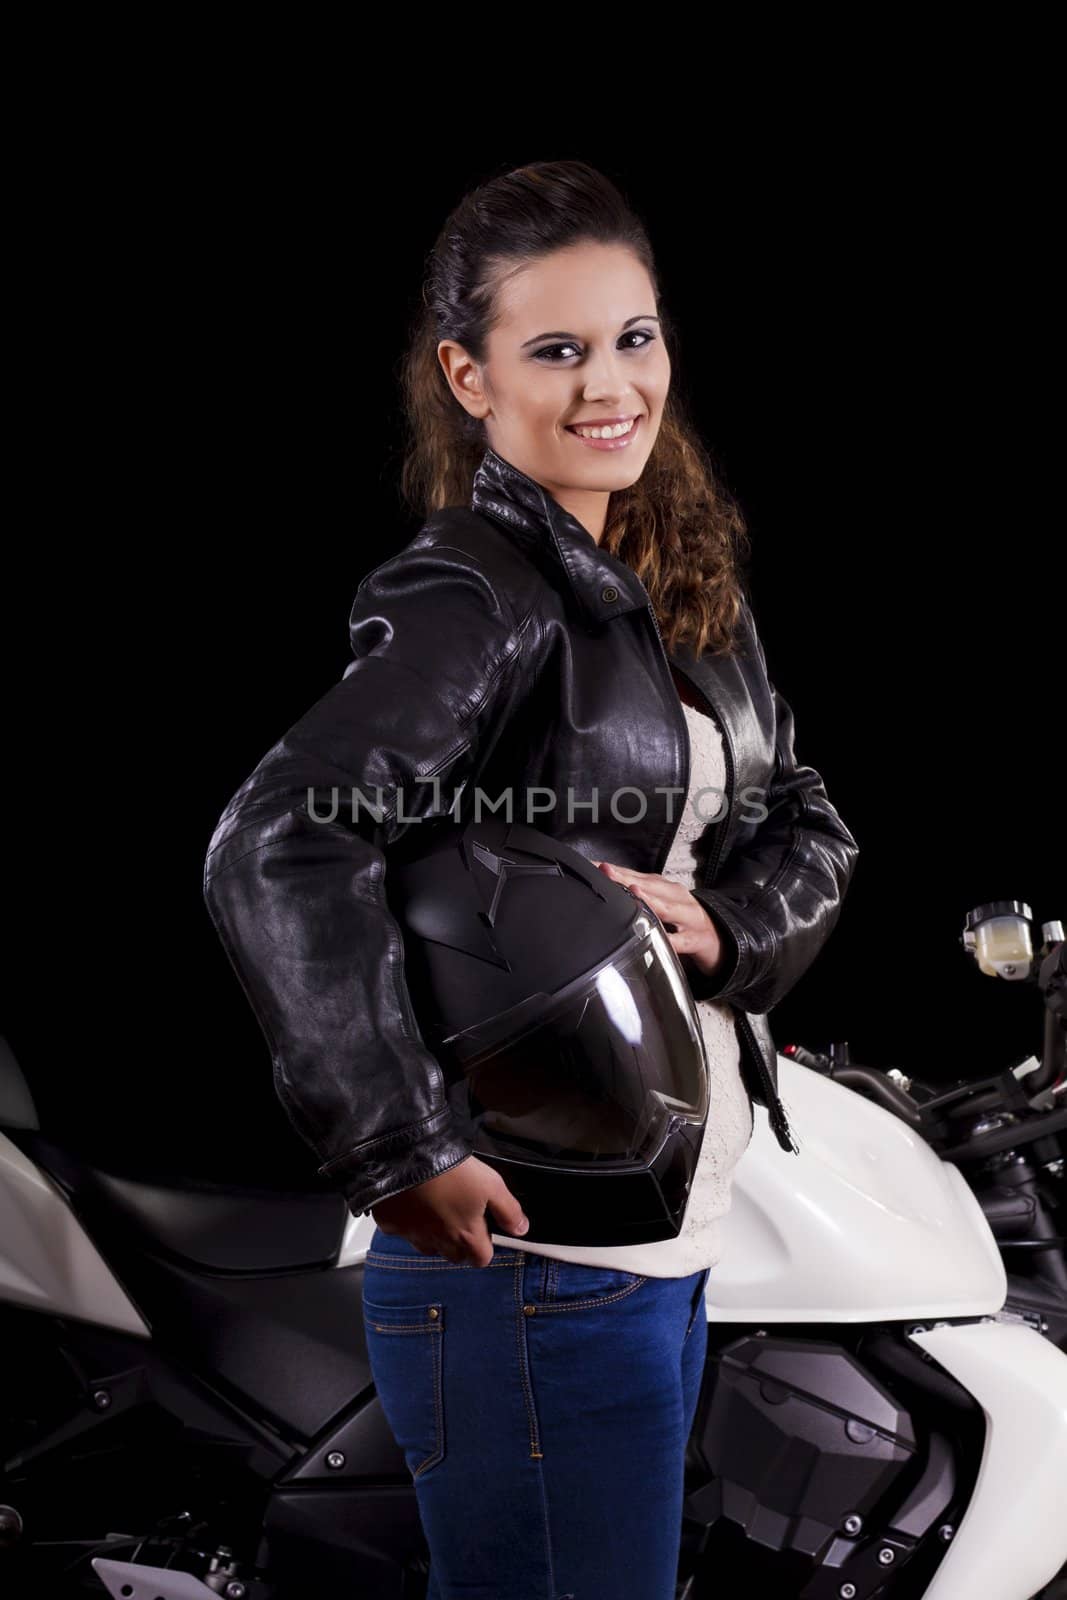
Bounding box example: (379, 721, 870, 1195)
(595, 861, 721, 969)
(597, 861, 687, 914)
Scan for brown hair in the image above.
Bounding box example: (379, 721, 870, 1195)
(397, 159, 750, 658)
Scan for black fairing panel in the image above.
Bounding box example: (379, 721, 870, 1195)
(5, 1128, 377, 1441)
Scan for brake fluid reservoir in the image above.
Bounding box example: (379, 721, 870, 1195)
(964, 902, 1034, 978)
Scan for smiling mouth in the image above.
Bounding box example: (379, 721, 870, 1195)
(564, 415, 643, 450)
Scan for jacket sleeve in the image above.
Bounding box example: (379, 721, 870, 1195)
(687, 600, 860, 1013)
(202, 537, 526, 1215)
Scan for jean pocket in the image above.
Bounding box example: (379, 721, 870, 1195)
(533, 1258, 648, 1314)
(362, 1296, 445, 1480)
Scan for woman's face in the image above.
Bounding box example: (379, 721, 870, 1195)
(438, 242, 671, 541)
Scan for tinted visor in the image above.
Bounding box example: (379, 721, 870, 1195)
(441, 911, 709, 1170)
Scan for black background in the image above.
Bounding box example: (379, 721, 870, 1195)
(8, 130, 1062, 1186)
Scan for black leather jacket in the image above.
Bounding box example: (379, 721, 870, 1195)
(203, 446, 859, 1215)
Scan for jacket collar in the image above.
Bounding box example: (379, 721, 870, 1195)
(470, 446, 652, 629)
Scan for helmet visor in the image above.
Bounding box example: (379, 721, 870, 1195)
(441, 910, 709, 1170)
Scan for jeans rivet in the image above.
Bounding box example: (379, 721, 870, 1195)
(428, 1307, 439, 1319)
(522, 1303, 536, 1315)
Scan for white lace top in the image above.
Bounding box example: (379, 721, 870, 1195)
(489, 697, 754, 1277)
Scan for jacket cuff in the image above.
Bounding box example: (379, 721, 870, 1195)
(317, 1105, 473, 1217)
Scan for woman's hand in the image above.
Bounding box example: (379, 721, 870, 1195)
(371, 1156, 530, 1268)
(591, 860, 725, 979)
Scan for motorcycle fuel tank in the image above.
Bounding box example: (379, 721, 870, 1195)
(702, 1051, 1007, 1323)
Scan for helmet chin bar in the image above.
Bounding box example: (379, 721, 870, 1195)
(474, 1115, 706, 1248)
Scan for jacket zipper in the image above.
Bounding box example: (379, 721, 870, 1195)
(668, 646, 800, 1156)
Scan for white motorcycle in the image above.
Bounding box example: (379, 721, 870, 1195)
(677, 899, 1067, 1600)
(1, 901, 1064, 1599)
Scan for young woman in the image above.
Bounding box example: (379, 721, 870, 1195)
(203, 159, 859, 1600)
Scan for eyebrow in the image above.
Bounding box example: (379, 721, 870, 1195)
(521, 314, 661, 350)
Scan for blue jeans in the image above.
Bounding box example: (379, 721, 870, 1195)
(362, 1226, 711, 1600)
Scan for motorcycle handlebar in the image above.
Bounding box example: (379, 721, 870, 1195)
(785, 1043, 1067, 1157)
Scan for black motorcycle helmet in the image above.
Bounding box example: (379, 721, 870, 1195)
(387, 816, 710, 1246)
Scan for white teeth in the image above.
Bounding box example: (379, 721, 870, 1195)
(572, 417, 636, 439)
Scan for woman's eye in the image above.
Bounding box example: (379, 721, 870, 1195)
(534, 330, 656, 363)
